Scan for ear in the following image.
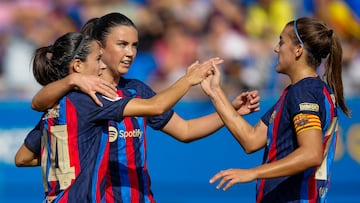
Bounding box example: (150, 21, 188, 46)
(295, 44, 304, 57)
(71, 59, 83, 73)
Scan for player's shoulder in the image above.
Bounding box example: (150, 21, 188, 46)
(120, 76, 147, 85)
(63, 90, 95, 105)
(290, 77, 325, 95)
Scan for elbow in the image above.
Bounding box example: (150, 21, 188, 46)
(31, 103, 37, 111)
(243, 146, 259, 154)
(178, 138, 192, 143)
(241, 140, 263, 154)
(244, 148, 255, 154)
(310, 153, 323, 167)
(14, 151, 28, 167)
(151, 103, 169, 116)
(31, 101, 46, 112)
(31, 97, 49, 112)
(302, 150, 323, 169)
(31, 99, 42, 111)
(171, 133, 194, 143)
(14, 156, 25, 167)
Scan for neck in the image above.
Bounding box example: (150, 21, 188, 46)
(101, 69, 118, 86)
(290, 66, 318, 84)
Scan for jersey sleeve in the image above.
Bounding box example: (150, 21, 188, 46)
(261, 104, 276, 126)
(24, 119, 42, 155)
(124, 78, 175, 130)
(286, 81, 323, 118)
(68, 91, 132, 123)
(287, 80, 324, 135)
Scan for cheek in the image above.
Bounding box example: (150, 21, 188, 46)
(90, 64, 100, 75)
(101, 53, 113, 66)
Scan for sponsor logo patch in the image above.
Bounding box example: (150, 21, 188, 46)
(299, 102, 319, 112)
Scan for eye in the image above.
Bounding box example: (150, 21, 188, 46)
(132, 42, 138, 49)
(117, 42, 127, 48)
(278, 40, 284, 46)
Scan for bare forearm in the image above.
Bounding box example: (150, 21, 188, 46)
(148, 76, 193, 115)
(124, 76, 193, 116)
(183, 113, 224, 142)
(253, 148, 320, 179)
(32, 75, 75, 111)
(162, 112, 224, 143)
(209, 87, 257, 147)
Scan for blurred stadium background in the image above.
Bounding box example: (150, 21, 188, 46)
(0, 0, 359, 202)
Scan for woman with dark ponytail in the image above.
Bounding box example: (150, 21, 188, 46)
(17, 32, 111, 202)
(203, 17, 350, 203)
(15, 24, 227, 202)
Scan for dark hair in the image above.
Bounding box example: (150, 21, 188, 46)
(80, 12, 137, 47)
(32, 32, 94, 86)
(287, 17, 350, 117)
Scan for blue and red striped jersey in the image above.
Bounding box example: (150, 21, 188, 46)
(40, 91, 132, 203)
(260, 77, 338, 203)
(104, 78, 173, 203)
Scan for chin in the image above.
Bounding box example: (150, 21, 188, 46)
(118, 68, 129, 75)
(275, 65, 282, 73)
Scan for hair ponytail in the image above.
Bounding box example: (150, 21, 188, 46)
(32, 46, 59, 86)
(325, 32, 351, 117)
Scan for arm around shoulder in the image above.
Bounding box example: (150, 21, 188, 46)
(32, 74, 77, 111)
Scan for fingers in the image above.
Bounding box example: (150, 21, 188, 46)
(209, 169, 233, 191)
(212, 58, 224, 66)
(90, 92, 103, 107)
(187, 60, 200, 71)
(223, 179, 236, 191)
(209, 171, 223, 184)
(98, 83, 118, 99)
(185, 57, 223, 86)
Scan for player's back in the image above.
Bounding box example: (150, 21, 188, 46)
(41, 91, 109, 203)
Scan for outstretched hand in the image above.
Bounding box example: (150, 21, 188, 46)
(209, 168, 257, 191)
(232, 90, 260, 116)
(200, 60, 222, 96)
(185, 57, 223, 86)
(74, 74, 118, 106)
(200, 62, 260, 115)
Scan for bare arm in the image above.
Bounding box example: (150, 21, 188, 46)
(14, 144, 40, 167)
(123, 58, 222, 117)
(32, 73, 117, 111)
(201, 64, 267, 152)
(162, 112, 223, 143)
(210, 129, 323, 190)
(161, 90, 261, 143)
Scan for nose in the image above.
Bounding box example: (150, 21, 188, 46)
(100, 60, 106, 70)
(98, 60, 107, 75)
(274, 44, 279, 53)
(125, 46, 136, 56)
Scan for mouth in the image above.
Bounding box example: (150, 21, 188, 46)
(120, 59, 132, 68)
